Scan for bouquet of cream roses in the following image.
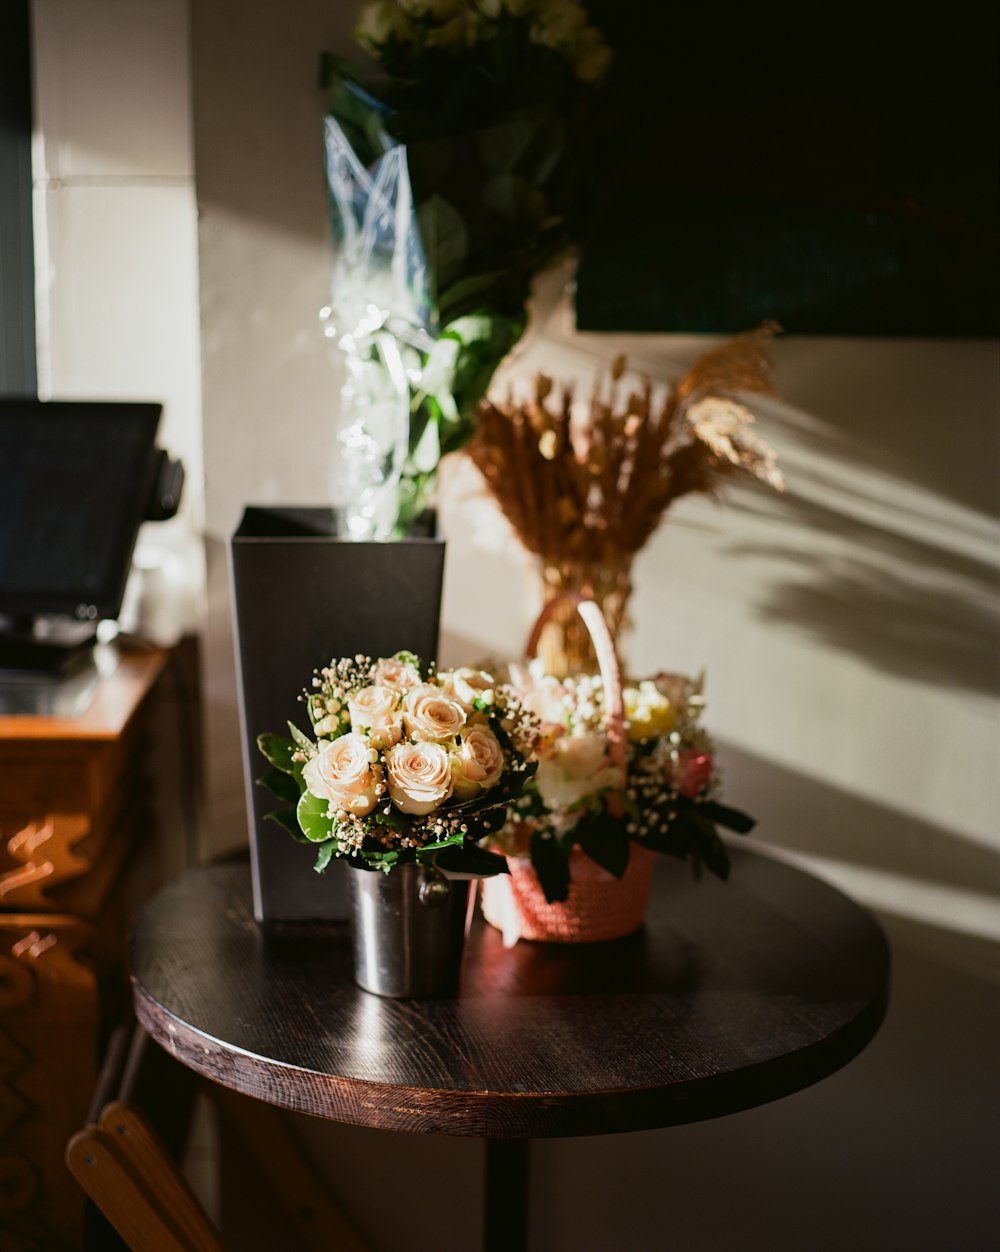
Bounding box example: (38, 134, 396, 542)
(257, 652, 538, 874)
(493, 661, 755, 902)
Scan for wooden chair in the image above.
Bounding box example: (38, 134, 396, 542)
(67, 1016, 371, 1252)
(66, 1019, 223, 1252)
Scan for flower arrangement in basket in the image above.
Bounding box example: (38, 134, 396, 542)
(481, 597, 755, 944)
(256, 652, 538, 876)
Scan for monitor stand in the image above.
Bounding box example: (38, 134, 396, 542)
(0, 616, 100, 676)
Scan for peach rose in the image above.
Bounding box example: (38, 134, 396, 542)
(348, 684, 402, 747)
(373, 656, 422, 693)
(386, 741, 455, 815)
(439, 667, 495, 713)
(303, 733, 377, 816)
(453, 726, 505, 800)
(403, 684, 466, 743)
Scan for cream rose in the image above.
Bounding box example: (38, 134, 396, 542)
(453, 726, 505, 800)
(303, 734, 377, 817)
(439, 667, 495, 713)
(403, 684, 466, 743)
(348, 684, 402, 746)
(386, 741, 455, 815)
(535, 732, 625, 810)
(373, 656, 422, 693)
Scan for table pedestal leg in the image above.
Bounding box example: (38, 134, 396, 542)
(484, 1139, 529, 1252)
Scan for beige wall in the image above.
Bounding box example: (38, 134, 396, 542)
(32, 1, 1000, 1246)
(31, 0, 205, 647)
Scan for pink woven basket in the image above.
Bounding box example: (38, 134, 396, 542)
(480, 593, 654, 945)
(481, 842, 655, 944)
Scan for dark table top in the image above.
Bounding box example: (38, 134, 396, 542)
(130, 846, 889, 1140)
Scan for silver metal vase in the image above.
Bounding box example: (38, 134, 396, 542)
(347, 862, 472, 998)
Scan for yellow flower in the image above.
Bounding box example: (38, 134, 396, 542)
(623, 681, 677, 742)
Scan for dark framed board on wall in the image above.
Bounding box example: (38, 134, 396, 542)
(574, 6, 999, 337)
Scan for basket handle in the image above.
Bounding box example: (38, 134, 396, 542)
(525, 593, 626, 817)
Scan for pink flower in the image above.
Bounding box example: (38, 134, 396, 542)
(675, 751, 713, 799)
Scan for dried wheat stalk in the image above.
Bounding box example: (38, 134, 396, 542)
(468, 324, 784, 571)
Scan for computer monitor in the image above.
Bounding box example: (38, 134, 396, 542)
(0, 397, 163, 670)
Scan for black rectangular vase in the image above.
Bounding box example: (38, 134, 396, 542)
(230, 506, 446, 926)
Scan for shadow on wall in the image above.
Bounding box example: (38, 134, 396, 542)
(718, 737, 1000, 925)
(728, 485, 1000, 697)
(766, 338, 1000, 520)
(706, 356, 1000, 699)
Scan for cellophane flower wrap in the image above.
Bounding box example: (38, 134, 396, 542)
(258, 652, 538, 875)
(494, 661, 756, 902)
(321, 1, 612, 534)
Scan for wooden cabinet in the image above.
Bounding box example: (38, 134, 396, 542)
(0, 646, 169, 1249)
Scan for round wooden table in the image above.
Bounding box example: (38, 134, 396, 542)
(130, 846, 889, 1249)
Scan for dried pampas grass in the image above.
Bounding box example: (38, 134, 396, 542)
(466, 325, 784, 672)
(469, 323, 784, 564)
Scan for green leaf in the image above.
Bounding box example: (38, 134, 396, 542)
(313, 842, 337, 874)
(437, 270, 508, 323)
(256, 733, 298, 774)
(530, 829, 571, 904)
(460, 812, 508, 843)
(432, 843, 510, 876)
(415, 831, 465, 854)
(413, 307, 525, 466)
(478, 106, 566, 186)
(287, 721, 314, 753)
(362, 847, 401, 871)
(575, 815, 630, 879)
(439, 311, 524, 413)
(416, 193, 468, 296)
(264, 807, 311, 843)
(256, 768, 302, 805)
(637, 822, 688, 860)
(482, 174, 548, 231)
(372, 805, 407, 834)
(296, 789, 335, 843)
(419, 336, 462, 421)
(698, 799, 756, 835)
(684, 810, 732, 881)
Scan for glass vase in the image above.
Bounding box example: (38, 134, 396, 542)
(535, 552, 634, 677)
